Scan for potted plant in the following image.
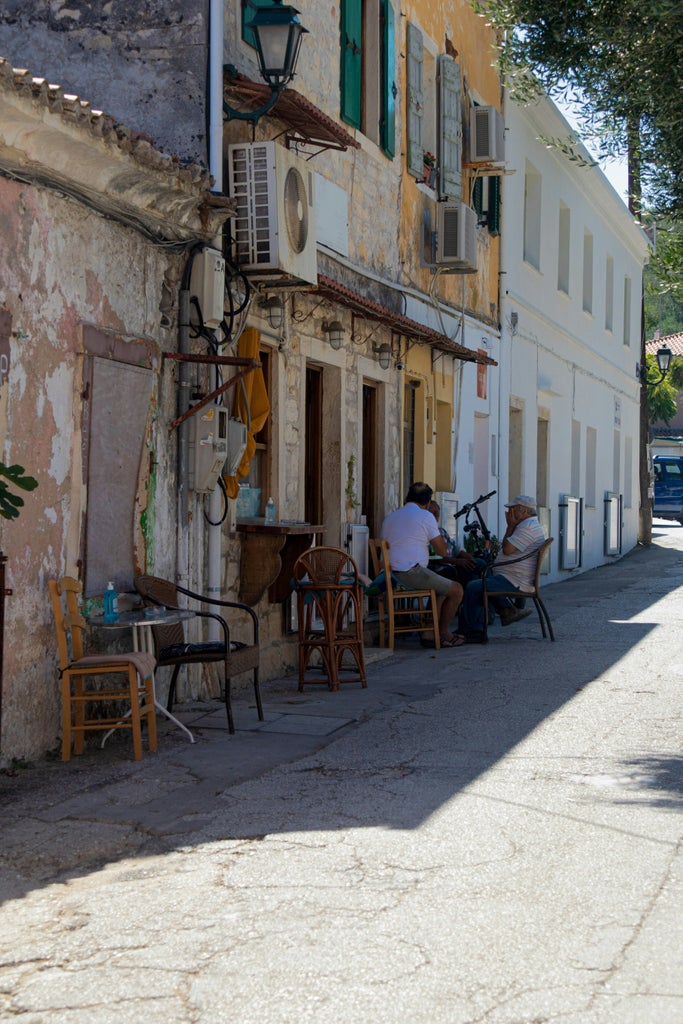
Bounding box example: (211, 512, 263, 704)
(422, 151, 437, 188)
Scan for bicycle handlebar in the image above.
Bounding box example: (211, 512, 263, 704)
(454, 489, 497, 519)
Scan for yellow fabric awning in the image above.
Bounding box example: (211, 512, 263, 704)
(224, 328, 270, 499)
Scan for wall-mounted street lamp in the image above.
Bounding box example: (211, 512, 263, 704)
(322, 320, 345, 351)
(373, 342, 392, 370)
(224, 0, 308, 124)
(640, 345, 673, 387)
(259, 295, 285, 331)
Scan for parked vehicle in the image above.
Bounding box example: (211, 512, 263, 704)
(653, 455, 683, 524)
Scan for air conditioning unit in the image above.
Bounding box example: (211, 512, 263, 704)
(228, 141, 317, 285)
(436, 202, 478, 271)
(469, 105, 505, 164)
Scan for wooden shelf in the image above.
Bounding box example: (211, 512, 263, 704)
(236, 521, 324, 605)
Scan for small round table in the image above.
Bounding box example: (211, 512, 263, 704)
(87, 608, 197, 744)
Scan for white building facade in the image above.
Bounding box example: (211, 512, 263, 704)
(493, 94, 650, 580)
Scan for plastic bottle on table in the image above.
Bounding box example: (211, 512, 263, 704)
(103, 581, 119, 623)
(264, 497, 276, 524)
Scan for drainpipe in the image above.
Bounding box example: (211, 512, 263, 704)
(207, 0, 225, 626)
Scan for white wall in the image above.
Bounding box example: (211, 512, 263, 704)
(499, 94, 649, 581)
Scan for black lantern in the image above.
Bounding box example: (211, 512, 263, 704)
(224, 0, 307, 123)
(640, 345, 673, 386)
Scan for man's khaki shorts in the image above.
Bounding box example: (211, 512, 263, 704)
(393, 563, 453, 596)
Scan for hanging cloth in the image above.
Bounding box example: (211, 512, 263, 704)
(224, 328, 270, 499)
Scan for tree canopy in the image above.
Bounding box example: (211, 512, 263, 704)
(472, 0, 683, 217)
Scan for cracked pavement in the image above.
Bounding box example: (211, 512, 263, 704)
(1, 525, 682, 1023)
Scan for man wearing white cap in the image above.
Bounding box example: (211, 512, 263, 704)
(460, 494, 546, 640)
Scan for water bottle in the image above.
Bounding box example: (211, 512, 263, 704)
(103, 581, 119, 623)
(264, 497, 276, 524)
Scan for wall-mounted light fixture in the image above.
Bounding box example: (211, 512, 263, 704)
(223, 0, 308, 124)
(372, 342, 392, 370)
(322, 320, 344, 351)
(260, 295, 285, 331)
(639, 345, 673, 387)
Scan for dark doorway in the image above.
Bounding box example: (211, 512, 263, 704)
(305, 365, 323, 525)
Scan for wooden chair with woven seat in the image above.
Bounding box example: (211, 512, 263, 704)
(49, 577, 157, 761)
(481, 537, 555, 643)
(368, 539, 440, 650)
(292, 546, 367, 691)
(133, 575, 262, 734)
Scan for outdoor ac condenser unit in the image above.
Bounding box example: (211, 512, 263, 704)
(227, 140, 317, 285)
(469, 105, 505, 164)
(436, 202, 478, 271)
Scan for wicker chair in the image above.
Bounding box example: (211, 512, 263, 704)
(292, 546, 367, 690)
(134, 575, 262, 733)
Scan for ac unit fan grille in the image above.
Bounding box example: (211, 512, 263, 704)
(283, 166, 308, 254)
(442, 209, 461, 260)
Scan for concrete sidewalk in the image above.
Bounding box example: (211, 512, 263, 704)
(1, 530, 681, 1023)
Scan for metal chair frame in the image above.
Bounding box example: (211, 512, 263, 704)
(134, 575, 262, 734)
(481, 537, 555, 643)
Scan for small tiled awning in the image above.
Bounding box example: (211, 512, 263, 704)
(224, 73, 360, 153)
(316, 275, 497, 366)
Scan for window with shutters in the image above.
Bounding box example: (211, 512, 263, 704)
(472, 175, 500, 235)
(340, 0, 396, 157)
(406, 25, 463, 200)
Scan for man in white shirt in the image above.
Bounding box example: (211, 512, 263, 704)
(380, 482, 464, 647)
(460, 494, 546, 640)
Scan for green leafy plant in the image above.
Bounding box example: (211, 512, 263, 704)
(0, 463, 38, 520)
(464, 531, 501, 560)
(345, 454, 361, 509)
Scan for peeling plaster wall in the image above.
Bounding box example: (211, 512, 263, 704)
(0, 0, 208, 165)
(0, 177, 180, 759)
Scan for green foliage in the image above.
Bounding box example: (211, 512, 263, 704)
(464, 531, 501, 559)
(645, 354, 678, 424)
(472, 0, 683, 217)
(644, 223, 683, 337)
(0, 463, 38, 521)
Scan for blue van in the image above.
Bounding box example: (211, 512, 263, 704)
(653, 455, 683, 524)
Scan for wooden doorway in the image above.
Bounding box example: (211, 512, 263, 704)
(362, 382, 378, 538)
(305, 365, 323, 525)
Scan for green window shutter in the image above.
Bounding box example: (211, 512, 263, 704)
(380, 0, 396, 158)
(473, 177, 484, 220)
(242, 0, 272, 48)
(341, 0, 362, 129)
(406, 23, 423, 177)
(439, 54, 462, 200)
(488, 175, 501, 236)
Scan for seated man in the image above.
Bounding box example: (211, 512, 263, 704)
(427, 500, 480, 589)
(460, 494, 546, 640)
(380, 482, 464, 648)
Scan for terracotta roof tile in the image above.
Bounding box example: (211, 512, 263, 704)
(0, 56, 213, 190)
(646, 331, 683, 356)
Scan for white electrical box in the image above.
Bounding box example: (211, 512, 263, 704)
(225, 418, 248, 477)
(189, 247, 226, 328)
(189, 404, 229, 493)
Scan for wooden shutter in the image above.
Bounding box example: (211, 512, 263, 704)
(473, 176, 484, 221)
(488, 175, 501, 236)
(439, 54, 462, 200)
(380, 0, 396, 158)
(341, 0, 362, 129)
(406, 23, 423, 177)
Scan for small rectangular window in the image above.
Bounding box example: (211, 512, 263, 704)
(557, 201, 570, 294)
(623, 275, 632, 346)
(605, 254, 614, 332)
(523, 162, 542, 269)
(582, 229, 594, 314)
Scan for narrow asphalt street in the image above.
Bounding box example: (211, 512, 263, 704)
(1, 523, 682, 1023)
